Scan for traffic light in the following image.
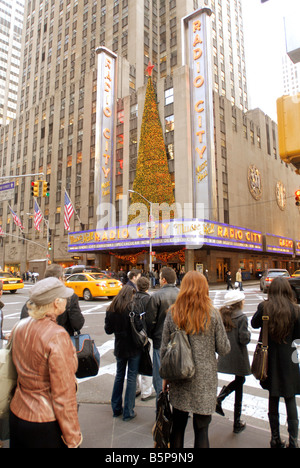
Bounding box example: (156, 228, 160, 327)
(295, 190, 300, 206)
(42, 181, 50, 197)
(48, 241, 52, 251)
(31, 181, 39, 197)
(277, 94, 300, 171)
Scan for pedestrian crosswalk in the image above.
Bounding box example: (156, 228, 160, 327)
(86, 287, 300, 432)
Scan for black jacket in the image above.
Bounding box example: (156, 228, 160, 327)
(104, 303, 142, 359)
(20, 293, 85, 336)
(251, 302, 300, 398)
(146, 284, 179, 349)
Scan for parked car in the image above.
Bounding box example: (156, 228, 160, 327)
(64, 265, 102, 279)
(260, 269, 290, 293)
(288, 277, 300, 304)
(0, 271, 24, 293)
(65, 272, 122, 301)
(291, 270, 300, 277)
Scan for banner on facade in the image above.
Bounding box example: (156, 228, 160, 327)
(182, 7, 217, 220)
(95, 47, 117, 228)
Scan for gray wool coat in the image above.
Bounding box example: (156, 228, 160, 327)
(160, 309, 231, 415)
(218, 309, 251, 377)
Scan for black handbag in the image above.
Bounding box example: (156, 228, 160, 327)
(139, 342, 153, 376)
(129, 308, 148, 348)
(153, 391, 173, 448)
(71, 333, 100, 379)
(159, 328, 195, 381)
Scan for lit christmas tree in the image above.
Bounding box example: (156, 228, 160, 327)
(129, 62, 175, 223)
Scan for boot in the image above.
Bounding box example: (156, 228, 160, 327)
(216, 386, 229, 417)
(268, 413, 286, 448)
(233, 404, 246, 434)
(287, 420, 299, 449)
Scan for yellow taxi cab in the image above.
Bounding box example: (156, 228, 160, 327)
(65, 272, 122, 301)
(0, 271, 24, 293)
(291, 270, 300, 277)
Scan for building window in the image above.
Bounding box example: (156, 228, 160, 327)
(165, 115, 174, 133)
(165, 87, 174, 105)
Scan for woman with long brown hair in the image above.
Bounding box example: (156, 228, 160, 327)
(160, 271, 230, 448)
(105, 286, 143, 421)
(251, 277, 300, 448)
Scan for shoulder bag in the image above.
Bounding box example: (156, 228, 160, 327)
(251, 315, 269, 382)
(129, 308, 148, 349)
(159, 327, 195, 381)
(71, 332, 100, 379)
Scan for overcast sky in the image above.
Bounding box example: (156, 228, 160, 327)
(241, 0, 300, 121)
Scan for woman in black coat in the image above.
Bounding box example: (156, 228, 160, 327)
(105, 286, 142, 421)
(251, 277, 300, 448)
(217, 290, 251, 434)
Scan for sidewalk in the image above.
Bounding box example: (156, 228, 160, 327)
(78, 402, 271, 449)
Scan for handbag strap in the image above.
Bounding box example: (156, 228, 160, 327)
(261, 315, 269, 349)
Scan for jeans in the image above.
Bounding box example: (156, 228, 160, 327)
(153, 347, 163, 404)
(111, 353, 141, 420)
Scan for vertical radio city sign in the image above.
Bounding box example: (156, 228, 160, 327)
(182, 8, 217, 219)
(95, 47, 117, 227)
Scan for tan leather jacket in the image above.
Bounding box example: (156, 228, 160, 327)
(11, 315, 82, 448)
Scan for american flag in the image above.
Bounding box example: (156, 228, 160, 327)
(9, 206, 24, 231)
(64, 190, 74, 231)
(34, 200, 43, 232)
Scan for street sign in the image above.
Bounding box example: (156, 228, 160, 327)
(0, 182, 15, 202)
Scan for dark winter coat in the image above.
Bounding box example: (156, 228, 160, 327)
(104, 303, 142, 359)
(20, 293, 85, 336)
(218, 309, 251, 377)
(146, 284, 179, 349)
(251, 302, 300, 398)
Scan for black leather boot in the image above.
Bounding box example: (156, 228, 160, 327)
(233, 404, 246, 434)
(268, 413, 286, 448)
(216, 386, 229, 417)
(287, 420, 299, 449)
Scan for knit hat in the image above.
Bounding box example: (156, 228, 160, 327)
(224, 290, 245, 306)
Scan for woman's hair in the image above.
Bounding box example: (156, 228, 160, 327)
(219, 302, 243, 332)
(264, 277, 298, 343)
(107, 285, 135, 314)
(27, 298, 66, 320)
(171, 271, 212, 335)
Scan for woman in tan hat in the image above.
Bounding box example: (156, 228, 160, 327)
(216, 290, 251, 434)
(9, 277, 82, 448)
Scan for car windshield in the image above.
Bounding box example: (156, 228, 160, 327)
(268, 271, 289, 278)
(0, 272, 14, 278)
(89, 273, 111, 280)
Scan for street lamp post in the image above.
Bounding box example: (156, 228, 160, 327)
(128, 190, 154, 273)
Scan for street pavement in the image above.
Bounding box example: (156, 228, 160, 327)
(1, 280, 299, 449)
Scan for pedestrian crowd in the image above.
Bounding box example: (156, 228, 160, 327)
(0, 265, 299, 448)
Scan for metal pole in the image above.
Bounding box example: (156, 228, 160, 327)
(128, 189, 153, 273)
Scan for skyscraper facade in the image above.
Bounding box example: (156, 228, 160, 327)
(0, 0, 25, 125)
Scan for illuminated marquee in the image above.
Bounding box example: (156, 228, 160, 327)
(95, 47, 117, 225)
(68, 220, 263, 253)
(265, 233, 294, 255)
